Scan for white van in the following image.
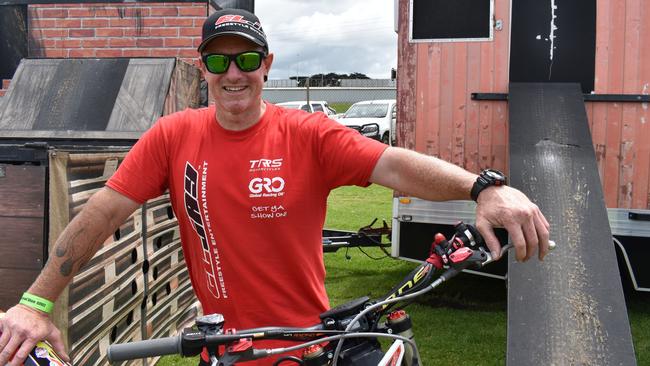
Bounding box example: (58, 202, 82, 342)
(335, 99, 397, 145)
(276, 101, 337, 116)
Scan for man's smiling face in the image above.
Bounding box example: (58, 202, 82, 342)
(201, 35, 273, 118)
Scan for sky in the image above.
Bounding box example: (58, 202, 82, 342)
(255, 0, 398, 80)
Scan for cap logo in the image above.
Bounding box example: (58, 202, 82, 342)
(212, 13, 266, 39)
(215, 15, 245, 25)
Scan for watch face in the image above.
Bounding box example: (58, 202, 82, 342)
(486, 170, 503, 179)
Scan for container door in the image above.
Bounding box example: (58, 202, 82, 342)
(0, 164, 46, 310)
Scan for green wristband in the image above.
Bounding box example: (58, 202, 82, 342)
(20, 292, 54, 314)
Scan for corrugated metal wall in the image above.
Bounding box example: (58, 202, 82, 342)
(397, 0, 650, 209)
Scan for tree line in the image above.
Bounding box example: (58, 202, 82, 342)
(290, 72, 370, 87)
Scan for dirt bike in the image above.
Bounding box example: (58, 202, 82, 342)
(107, 222, 554, 366)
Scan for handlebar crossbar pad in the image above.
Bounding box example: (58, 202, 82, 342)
(319, 296, 370, 320)
(107, 336, 182, 362)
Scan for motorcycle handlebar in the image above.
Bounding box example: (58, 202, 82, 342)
(107, 335, 182, 362)
(108, 324, 331, 363)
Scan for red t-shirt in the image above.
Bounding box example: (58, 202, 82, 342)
(107, 102, 387, 363)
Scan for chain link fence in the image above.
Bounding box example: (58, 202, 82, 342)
(263, 78, 396, 114)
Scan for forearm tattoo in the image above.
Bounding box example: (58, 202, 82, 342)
(53, 226, 104, 277)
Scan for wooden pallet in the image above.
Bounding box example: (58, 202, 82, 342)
(1, 57, 202, 363)
(49, 150, 200, 366)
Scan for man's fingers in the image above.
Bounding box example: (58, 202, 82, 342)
(535, 211, 551, 260)
(540, 209, 550, 229)
(0, 320, 8, 342)
(48, 328, 70, 362)
(0, 327, 12, 365)
(476, 221, 502, 260)
(11, 338, 37, 366)
(506, 222, 527, 262)
(1, 334, 23, 366)
(522, 214, 539, 262)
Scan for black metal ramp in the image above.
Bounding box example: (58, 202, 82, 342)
(507, 83, 636, 365)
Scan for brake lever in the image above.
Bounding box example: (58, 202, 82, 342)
(480, 240, 557, 267)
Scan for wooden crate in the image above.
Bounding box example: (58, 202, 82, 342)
(71, 301, 143, 366)
(143, 197, 200, 337)
(141, 196, 202, 365)
(49, 150, 200, 366)
(0, 56, 202, 363)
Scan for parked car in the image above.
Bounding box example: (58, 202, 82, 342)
(335, 99, 396, 145)
(276, 101, 337, 116)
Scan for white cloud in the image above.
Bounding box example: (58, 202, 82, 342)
(256, 0, 397, 79)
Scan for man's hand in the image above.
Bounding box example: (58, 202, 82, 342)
(475, 185, 551, 262)
(0, 305, 69, 365)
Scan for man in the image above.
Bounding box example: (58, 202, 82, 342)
(0, 9, 550, 366)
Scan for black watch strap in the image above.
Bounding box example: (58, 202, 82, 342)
(471, 169, 507, 201)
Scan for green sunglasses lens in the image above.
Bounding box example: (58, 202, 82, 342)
(204, 52, 264, 74)
(235, 52, 262, 71)
(206, 54, 229, 73)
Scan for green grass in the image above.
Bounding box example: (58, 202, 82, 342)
(628, 290, 650, 366)
(157, 184, 650, 365)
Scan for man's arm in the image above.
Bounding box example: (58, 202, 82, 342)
(0, 187, 140, 366)
(369, 146, 550, 262)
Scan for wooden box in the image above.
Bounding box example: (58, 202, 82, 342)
(49, 151, 200, 366)
(0, 57, 202, 365)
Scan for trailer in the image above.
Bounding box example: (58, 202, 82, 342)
(392, 0, 650, 288)
(392, 0, 647, 364)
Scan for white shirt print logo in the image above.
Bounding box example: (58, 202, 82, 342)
(248, 177, 285, 195)
(249, 158, 283, 172)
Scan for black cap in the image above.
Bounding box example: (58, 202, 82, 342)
(197, 9, 268, 54)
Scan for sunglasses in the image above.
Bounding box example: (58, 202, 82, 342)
(202, 51, 266, 74)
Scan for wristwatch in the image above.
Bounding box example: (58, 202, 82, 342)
(470, 169, 507, 201)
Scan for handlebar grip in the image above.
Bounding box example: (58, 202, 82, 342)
(107, 336, 181, 362)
